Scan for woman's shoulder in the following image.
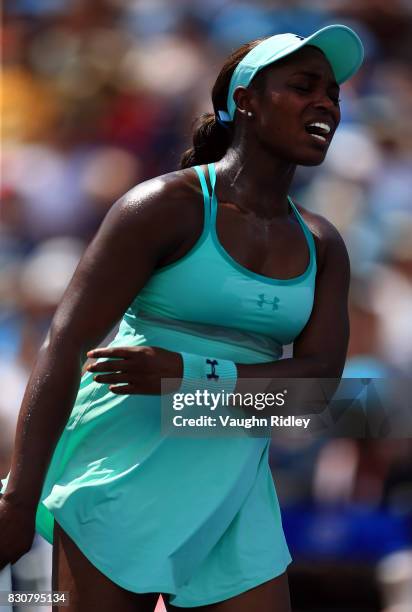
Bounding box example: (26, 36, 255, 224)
(293, 202, 349, 271)
(93, 167, 205, 268)
(110, 166, 204, 242)
(122, 166, 201, 212)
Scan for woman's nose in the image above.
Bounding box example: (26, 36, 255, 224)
(312, 92, 340, 113)
(311, 95, 340, 122)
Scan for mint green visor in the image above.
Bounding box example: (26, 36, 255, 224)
(218, 24, 364, 124)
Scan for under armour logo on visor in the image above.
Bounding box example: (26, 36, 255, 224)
(206, 359, 219, 380)
(257, 294, 280, 310)
(294, 34, 305, 40)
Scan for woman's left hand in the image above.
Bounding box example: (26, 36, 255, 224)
(85, 346, 183, 395)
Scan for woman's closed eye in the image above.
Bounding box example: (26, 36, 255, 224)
(290, 84, 310, 93)
(290, 84, 341, 106)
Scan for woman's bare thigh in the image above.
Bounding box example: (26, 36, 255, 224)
(52, 520, 160, 612)
(164, 571, 291, 612)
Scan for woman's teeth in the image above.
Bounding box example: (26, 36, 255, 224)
(310, 133, 327, 142)
(305, 121, 332, 143)
(308, 122, 331, 134)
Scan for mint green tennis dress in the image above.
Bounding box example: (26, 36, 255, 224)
(1, 162, 316, 607)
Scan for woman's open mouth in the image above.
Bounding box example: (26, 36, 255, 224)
(304, 121, 333, 145)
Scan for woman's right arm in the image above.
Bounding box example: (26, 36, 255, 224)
(2, 170, 200, 511)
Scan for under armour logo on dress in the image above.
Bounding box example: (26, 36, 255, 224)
(257, 294, 280, 310)
(206, 359, 219, 380)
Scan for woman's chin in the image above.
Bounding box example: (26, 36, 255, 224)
(297, 149, 328, 166)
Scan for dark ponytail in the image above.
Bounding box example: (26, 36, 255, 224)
(179, 38, 268, 169)
(180, 113, 231, 169)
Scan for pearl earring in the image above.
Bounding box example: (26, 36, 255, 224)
(247, 111, 253, 117)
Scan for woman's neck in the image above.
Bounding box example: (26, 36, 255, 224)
(214, 144, 297, 220)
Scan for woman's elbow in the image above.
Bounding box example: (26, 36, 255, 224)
(43, 323, 85, 358)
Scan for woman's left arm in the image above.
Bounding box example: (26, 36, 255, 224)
(87, 217, 350, 400)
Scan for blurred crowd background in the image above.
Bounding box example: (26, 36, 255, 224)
(1, 1, 412, 611)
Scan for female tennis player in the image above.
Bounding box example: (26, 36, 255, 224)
(0, 24, 363, 612)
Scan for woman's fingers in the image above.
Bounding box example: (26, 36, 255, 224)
(82, 345, 171, 395)
(93, 373, 131, 384)
(109, 384, 138, 394)
(87, 360, 130, 373)
(87, 347, 133, 359)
